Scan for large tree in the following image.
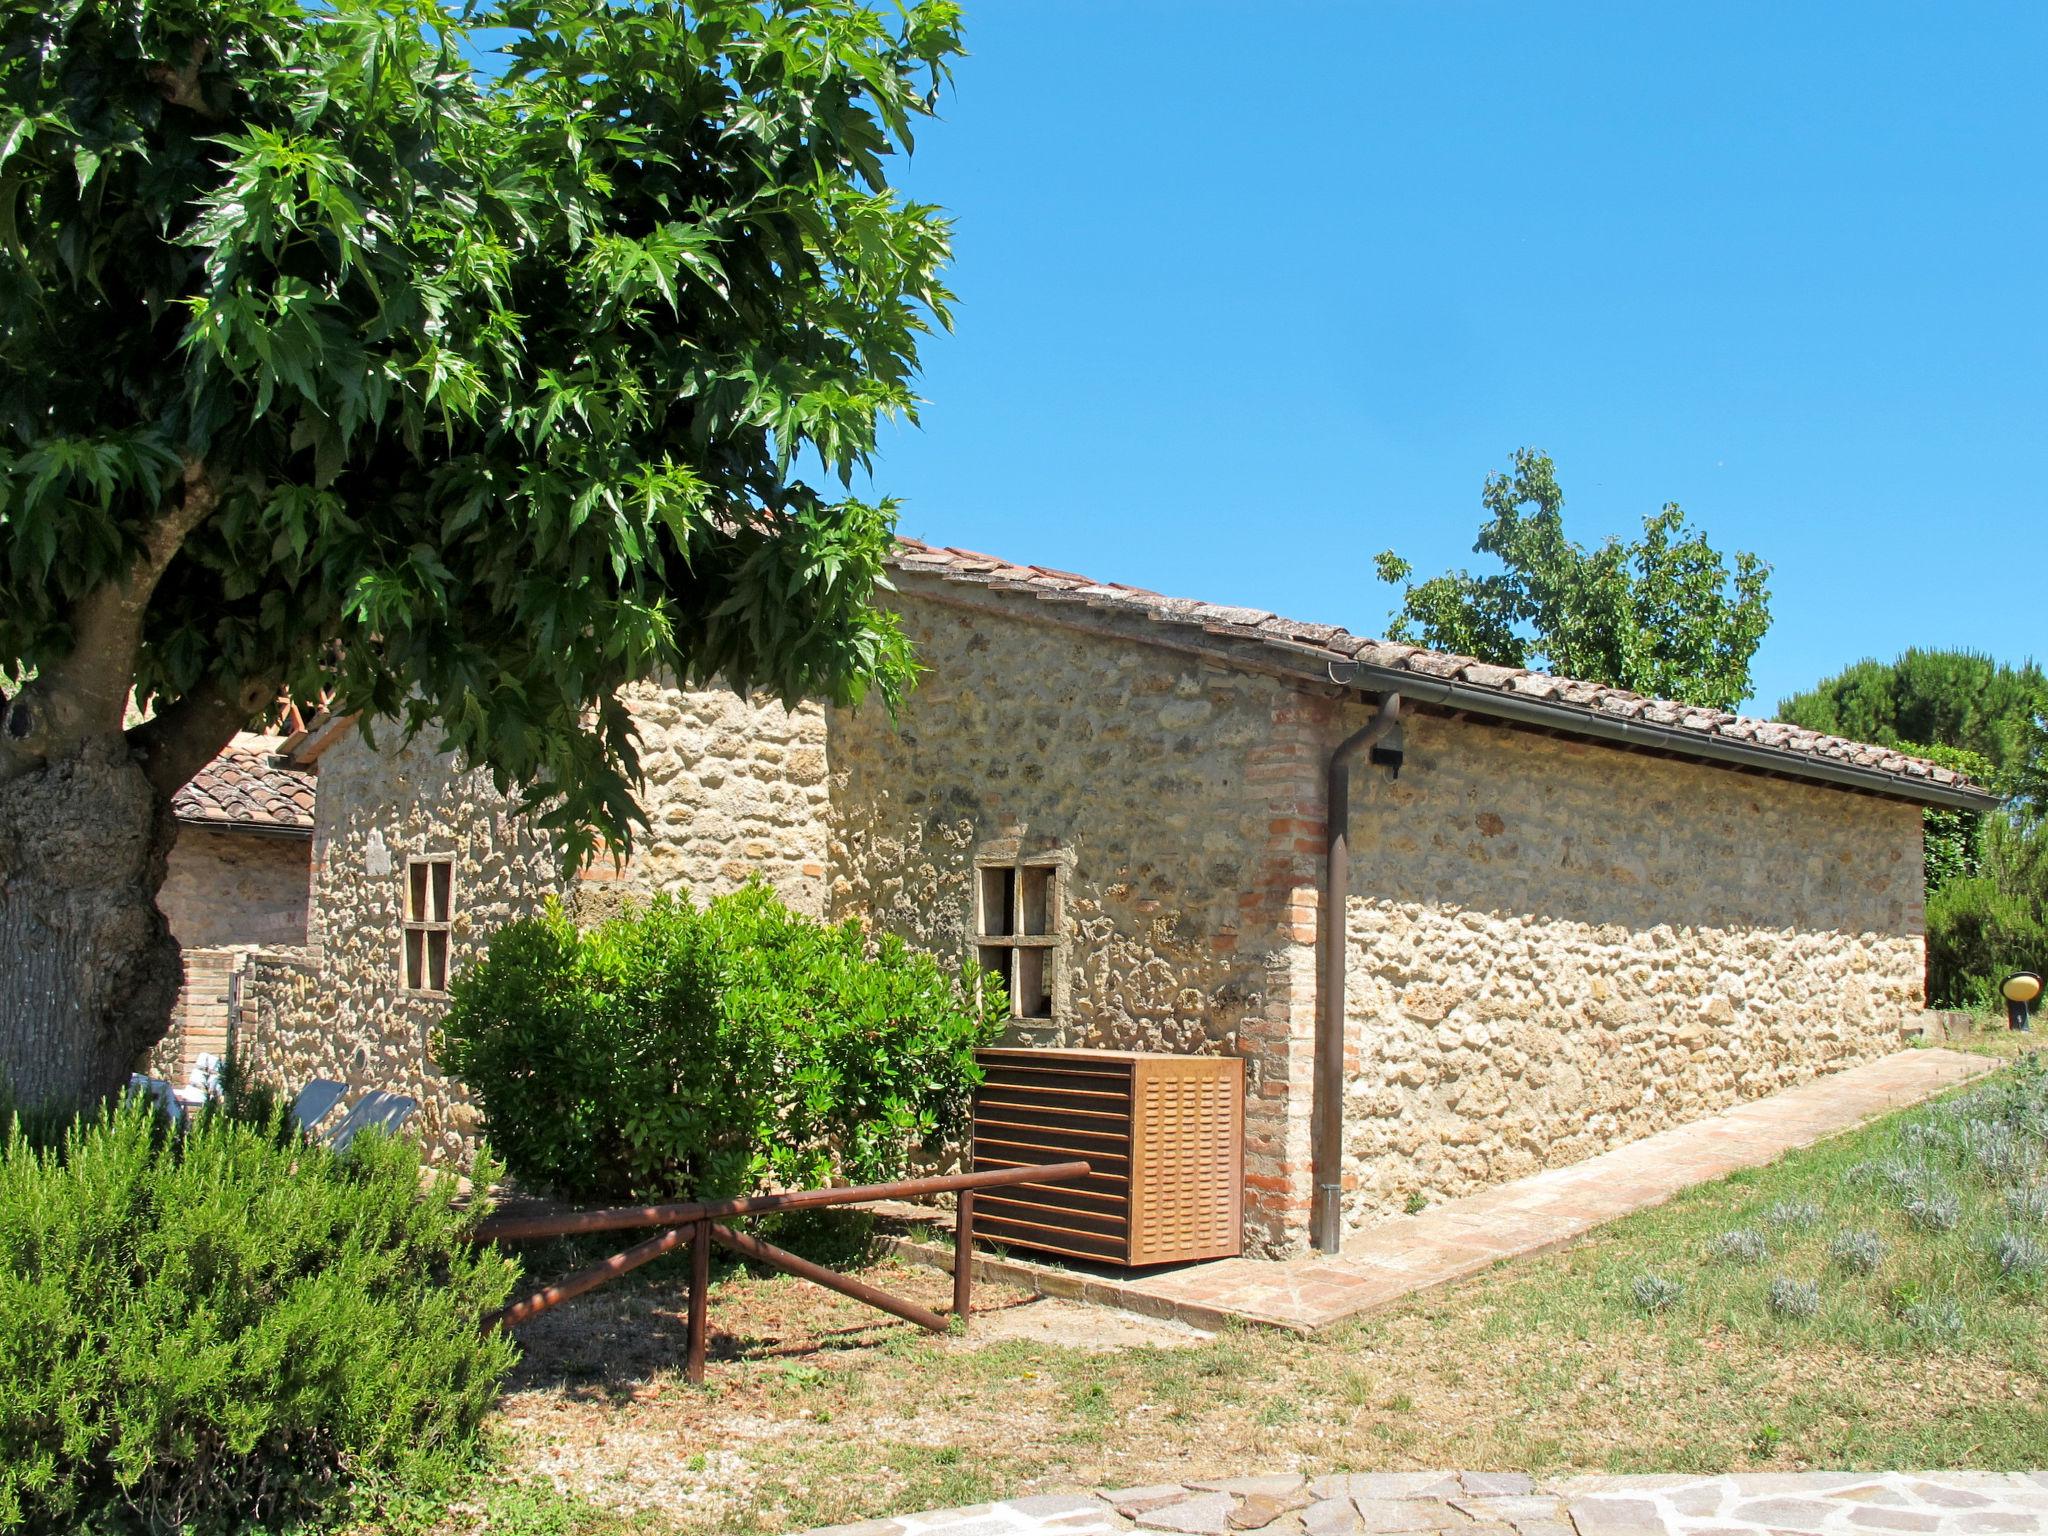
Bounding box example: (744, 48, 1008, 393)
(1778, 649, 2048, 802)
(0, 0, 961, 1113)
(1374, 448, 1773, 711)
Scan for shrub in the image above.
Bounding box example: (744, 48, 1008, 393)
(1957, 1121, 2037, 1183)
(1902, 1295, 1966, 1341)
(1828, 1229, 1887, 1275)
(1995, 1228, 2047, 1280)
(439, 885, 1006, 1202)
(2007, 1184, 2048, 1224)
(1846, 1155, 1935, 1201)
(1902, 1121, 1951, 1152)
(1762, 1200, 1823, 1230)
(1905, 1191, 1964, 1233)
(1768, 1276, 1822, 1319)
(1925, 875, 2048, 1013)
(0, 1098, 516, 1532)
(1630, 1273, 1685, 1313)
(1708, 1228, 1770, 1264)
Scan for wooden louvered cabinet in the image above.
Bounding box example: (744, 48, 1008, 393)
(970, 1048, 1243, 1268)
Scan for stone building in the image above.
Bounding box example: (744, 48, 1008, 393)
(147, 735, 315, 1084)
(183, 539, 1993, 1255)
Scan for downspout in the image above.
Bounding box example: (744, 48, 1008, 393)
(1311, 691, 1402, 1255)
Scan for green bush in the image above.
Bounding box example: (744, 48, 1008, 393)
(1926, 874, 2048, 1011)
(0, 1100, 516, 1533)
(1900, 741, 2001, 898)
(438, 884, 1006, 1202)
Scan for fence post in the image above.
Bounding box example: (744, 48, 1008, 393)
(952, 1192, 974, 1321)
(686, 1217, 710, 1384)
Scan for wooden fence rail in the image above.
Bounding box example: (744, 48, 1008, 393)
(474, 1159, 1090, 1384)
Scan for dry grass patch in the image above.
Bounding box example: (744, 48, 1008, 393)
(412, 1052, 2048, 1536)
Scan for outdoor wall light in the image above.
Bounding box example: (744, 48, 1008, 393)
(2002, 971, 2043, 1032)
(1368, 720, 1405, 779)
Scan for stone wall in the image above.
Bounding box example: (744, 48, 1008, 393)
(235, 687, 828, 1160)
(220, 588, 1932, 1250)
(145, 826, 311, 1083)
(159, 827, 310, 949)
(826, 593, 1326, 1253)
(575, 682, 829, 920)
(1336, 708, 1926, 1232)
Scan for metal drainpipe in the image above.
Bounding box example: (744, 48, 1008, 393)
(1311, 691, 1403, 1255)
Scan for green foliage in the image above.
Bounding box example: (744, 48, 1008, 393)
(437, 884, 1005, 1202)
(0, 1098, 516, 1532)
(1778, 650, 2048, 799)
(1925, 876, 2048, 1012)
(0, 0, 961, 859)
(1374, 447, 1772, 710)
(1777, 651, 2048, 1007)
(1901, 740, 2001, 896)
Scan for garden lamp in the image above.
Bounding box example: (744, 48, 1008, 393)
(2002, 971, 2043, 1032)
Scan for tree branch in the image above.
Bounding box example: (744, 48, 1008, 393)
(0, 458, 223, 771)
(54, 460, 219, 724)
(131, 674, 280, 802)
(148, 41, 226, 121)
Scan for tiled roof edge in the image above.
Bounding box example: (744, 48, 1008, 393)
(888, 537, 2000, 813)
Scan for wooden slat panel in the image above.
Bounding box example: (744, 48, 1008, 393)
(974, 1129, 1131, 1165)
(969, 1178, 1127, 1217)
(980, 1066, 1135, 1097)
(972, 1047, 1240, 1268)
(974, 1213, 1131, 1264)
(975, 1193, 1129, 1239)
(975, 1105, 1134, 1140)
(970, 1156, 1131, 1200)
(977, 1092, 1134, 1120)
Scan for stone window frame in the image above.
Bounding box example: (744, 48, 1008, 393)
(974, 844, 1071, 1023)
(401, 855, 455, 995)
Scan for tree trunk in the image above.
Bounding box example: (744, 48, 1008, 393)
(0, 735, 184, 1114)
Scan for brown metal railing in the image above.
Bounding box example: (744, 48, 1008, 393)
(473, 1159, 1089, 1383)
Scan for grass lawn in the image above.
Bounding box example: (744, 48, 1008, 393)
(398, 1042, 2048, 1536)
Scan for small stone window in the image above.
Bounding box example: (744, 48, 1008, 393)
(976, 856, 1064, 1020)
(403, 857, 454, 994)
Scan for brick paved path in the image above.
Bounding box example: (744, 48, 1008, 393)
(795, 1470, 2048, 1535)
(892, 1048, 1998, 1333)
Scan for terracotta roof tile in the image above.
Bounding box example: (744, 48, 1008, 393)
(173, 735, 316, 833)
(889, 536, 1990, 803)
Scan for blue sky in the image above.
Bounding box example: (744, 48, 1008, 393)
(854, 1, 2048, 713)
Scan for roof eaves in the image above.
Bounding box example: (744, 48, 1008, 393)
(888, 559, 2001, 815)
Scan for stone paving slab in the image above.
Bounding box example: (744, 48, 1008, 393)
(791, 1471, 2048, 1536)
(885, 1049, 1996, 1334)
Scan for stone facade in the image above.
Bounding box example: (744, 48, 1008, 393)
(234, 687, 827, 1160)
(159, 827, 310, 950)
(575, 682, 829, 919)
(826, 596, 1327, 1251)
(222, 587, 1931, 1252)
(1333, 708, 1926, 1230)
(148, 825, 311, 1084)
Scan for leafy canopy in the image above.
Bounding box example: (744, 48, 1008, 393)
(1375, 448, 1773, 711)
(1780, 651, 2048, 1008)
(0, 0, 961, 858)
(1778, 650, 2048, 807)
